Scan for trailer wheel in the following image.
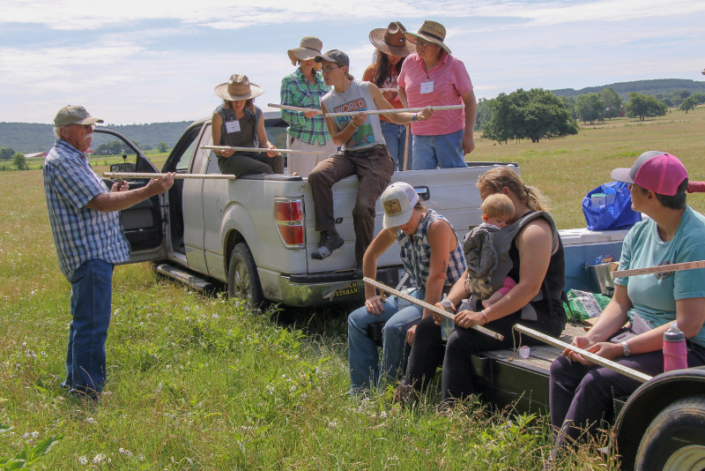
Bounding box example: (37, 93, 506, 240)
(227, 242, 264, 308)
(635, 395, 705, 471)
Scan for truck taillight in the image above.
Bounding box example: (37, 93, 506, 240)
(274, 199, 304, 248)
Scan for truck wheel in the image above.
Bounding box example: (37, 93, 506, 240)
(227, 242, 265, 308)
(635, 395, 705, 471)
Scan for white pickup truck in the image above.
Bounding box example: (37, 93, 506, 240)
(97, 113, 511, 308)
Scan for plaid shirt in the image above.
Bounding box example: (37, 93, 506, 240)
(397, 210, 467, 290)
(280, 68, 332, 145)
(43, 139, 130, 279)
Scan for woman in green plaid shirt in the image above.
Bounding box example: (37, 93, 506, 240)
(280, 37, 337, 177)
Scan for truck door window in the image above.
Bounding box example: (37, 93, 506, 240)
(202, 124, 221, 175)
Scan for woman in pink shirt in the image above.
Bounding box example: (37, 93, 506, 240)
(398, 20, 477, 169)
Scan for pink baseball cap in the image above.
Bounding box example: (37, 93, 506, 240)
(610, 151, 688, 196)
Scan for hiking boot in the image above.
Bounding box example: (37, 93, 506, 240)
(311, 232, 344, 260)
(392, 382, 419, 408)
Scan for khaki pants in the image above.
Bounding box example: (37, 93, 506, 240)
(308, 145, 394, 264)
(286, 135, 337, 178)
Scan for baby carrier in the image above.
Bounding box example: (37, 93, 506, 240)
(463, 211, 560, 320)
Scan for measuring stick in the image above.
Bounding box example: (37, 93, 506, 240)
(326, 104, 463, 118)
(513, 324, 652, 383)
(268, 103, 322, 114)
(363, 277, 504, 341)
(104, 172, 235, 180)
(201, 145, 323, 155)
(612, 260, 705, 278)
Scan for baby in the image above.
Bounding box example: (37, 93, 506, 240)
(478, 194, 517, 308)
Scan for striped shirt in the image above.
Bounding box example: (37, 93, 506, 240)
(397, 209, 467, 290)
(279, 68, 332, 145)
(43, 139, 130, 280)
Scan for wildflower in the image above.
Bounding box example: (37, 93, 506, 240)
(85, 417, 96, 424)
(93, 453, 106, 463)
(31, 431, 39, 438)
(212, 314, 219, 319)
(23, 432, 30, 439)
(78, 456, 88, 464)
(380, 411, 388, 419)
(266, 385, 275, 394)
(290, 385, 296, 392)
(328, 420, 337, 428)
(119, 448, 133, 457)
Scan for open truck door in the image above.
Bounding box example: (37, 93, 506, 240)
(93, 127, 167, 263)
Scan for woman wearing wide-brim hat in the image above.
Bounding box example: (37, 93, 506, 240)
(211, 74, 284, 178)
(363, 22, 416, 171)
(280, 36, 337, 177)
(398, 20, 477, 169)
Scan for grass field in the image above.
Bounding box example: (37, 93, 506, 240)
(0, 108, 702, 469)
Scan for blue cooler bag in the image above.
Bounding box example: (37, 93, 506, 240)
(582, 181, 641, 231)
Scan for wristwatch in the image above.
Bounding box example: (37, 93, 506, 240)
(621, 341, 631, 357)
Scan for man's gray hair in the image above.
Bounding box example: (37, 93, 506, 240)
(53, 127, 63, 139)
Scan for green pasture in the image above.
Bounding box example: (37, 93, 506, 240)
(1, 108, 703, 469)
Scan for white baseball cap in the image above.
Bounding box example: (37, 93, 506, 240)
(381, 182, 419, 228)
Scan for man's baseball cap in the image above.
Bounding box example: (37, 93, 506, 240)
(314, 49, 349, 68)
(54, 105, 104, 127)
(611, 151, 688, 196)
(381, 182, 419, 229)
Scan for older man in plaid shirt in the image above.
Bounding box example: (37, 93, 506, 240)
(43, 105, 173, 399)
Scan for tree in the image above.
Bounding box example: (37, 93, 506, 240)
(680, 96, 698, 113)
(600, 88, 623, 119)
(474, 98, 493, 130)
(12, 152, 29, 170)
(626, 92, 667, 121)
(575, 93, 604, 124)
(482, 88, 578, 144)
(0, 147, 15, 160)
(157, 141, 170, 153)
(560, 96, 577, 120)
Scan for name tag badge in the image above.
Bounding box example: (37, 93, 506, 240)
(225, 120, 241, 134)
(420, 81, 434, 94)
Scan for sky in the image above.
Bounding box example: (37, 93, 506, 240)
(1, 0, 704, 125)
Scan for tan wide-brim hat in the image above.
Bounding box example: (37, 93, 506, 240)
(54, 105, 104, 127)
(369, 22, 415, 57)
(405, 20, 451, 54)
(287, 36, 323, 66)
(214, 74, 264, 101)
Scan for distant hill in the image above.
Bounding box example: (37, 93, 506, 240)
(0, 121, 193, 154)
(552, 78, 705, 100)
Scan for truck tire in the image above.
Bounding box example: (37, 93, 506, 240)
(635, 395, 705, 471)
(227, 242, 265, 308)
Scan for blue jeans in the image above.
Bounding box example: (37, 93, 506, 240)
(411, 129, 467, 169)
(381, 121, 412, 171)
(348, 289, 424, 392)
(66, 259, 113, 395)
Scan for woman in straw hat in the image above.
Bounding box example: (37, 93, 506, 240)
(212, 74, 284, 177)
(398, 20, 477, 169)
(280, 37, 337, 177)
(363, 22, 416, 171)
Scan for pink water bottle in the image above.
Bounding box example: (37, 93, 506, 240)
(663, 322, 688, 372)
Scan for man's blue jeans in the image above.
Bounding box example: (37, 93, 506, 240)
(66, 259, 113, 395)
(380, 121, 412, 171)
(347, 289, 424, 393)
(411, 129, 467, 169)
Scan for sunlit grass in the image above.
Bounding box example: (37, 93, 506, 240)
(3, 108, 702, 468)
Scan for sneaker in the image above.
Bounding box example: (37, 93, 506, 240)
(311, 232, 344, 260)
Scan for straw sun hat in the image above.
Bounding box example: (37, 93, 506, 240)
(214, 74, 264, 101)
(287, 37, 323, 66)
(368, 22, 415, 57)
(405, 20, 451, 54)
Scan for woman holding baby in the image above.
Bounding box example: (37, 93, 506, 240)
(396, 166, 566, 404)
